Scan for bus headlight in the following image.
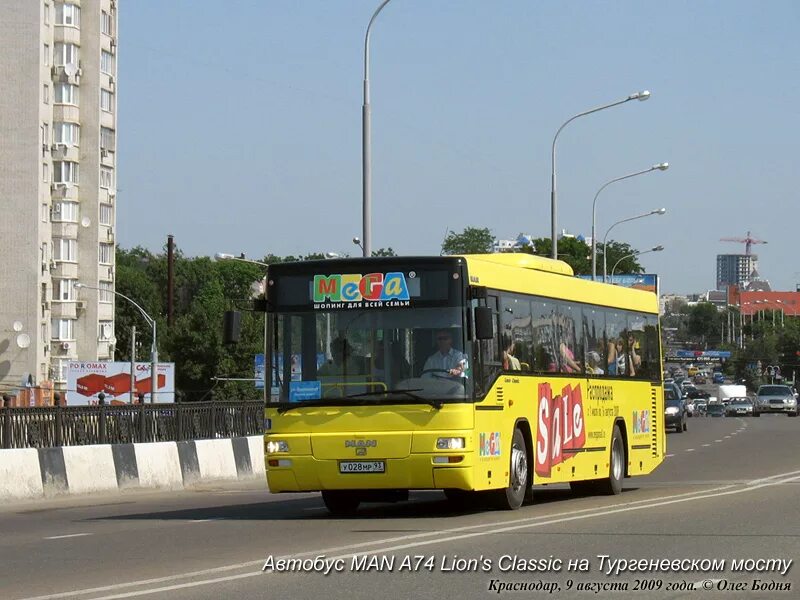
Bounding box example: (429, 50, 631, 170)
(266, 440, 289, 454)
(436, 437, 465, 450)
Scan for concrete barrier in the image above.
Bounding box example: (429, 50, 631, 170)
(0, 449, 44, 500)
(0, 435, 264, 501)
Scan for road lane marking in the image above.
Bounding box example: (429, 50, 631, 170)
(79, 472, 800, 600)
(20, 485, 738, 600)
(685, 449, 695, 452)
(188, 518, 224, 523)
(715, 439, 723, 442)
(43, 533, 92, 540)
(27, 469, 800, 600)
(702, 444, 710, 447)
(724, 435, 731, 439)
(665, 453, 675, 458)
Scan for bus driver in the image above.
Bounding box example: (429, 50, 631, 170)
(422, 329, 468, 379)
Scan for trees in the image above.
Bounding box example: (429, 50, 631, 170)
(441, 227, 494, 255)
(520, 237, 643, 277)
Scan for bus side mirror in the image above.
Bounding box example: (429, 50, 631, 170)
(474, 307, 494, 340)
(223, 310, 242, 344)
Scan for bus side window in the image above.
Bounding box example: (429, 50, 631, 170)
(641, 315, 661, 380)
(530, 298, 557, 373)
(500, 293, 532, 372)
(583, 307, 606, 376)
(556, 301, 583, 374)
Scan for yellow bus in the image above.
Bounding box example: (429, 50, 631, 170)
(263, 253, 664, 515)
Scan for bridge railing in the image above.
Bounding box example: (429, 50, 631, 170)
(0, 400, 264, 449)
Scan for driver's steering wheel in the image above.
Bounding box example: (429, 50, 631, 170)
(421, 368, 452, 379)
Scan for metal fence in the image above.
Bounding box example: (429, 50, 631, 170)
(0, 400, 264, 449)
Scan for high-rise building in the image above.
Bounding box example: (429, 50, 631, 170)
(716, 254, 756, 290)
(0, 1, 118, 394)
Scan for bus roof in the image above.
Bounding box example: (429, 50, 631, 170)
(461, 253, 659, 314)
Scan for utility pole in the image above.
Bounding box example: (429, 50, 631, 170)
(130, 326, 136, 404)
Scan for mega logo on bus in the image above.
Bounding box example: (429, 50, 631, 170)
(313, 272, 410, 303)
(535, 382, 586, 478)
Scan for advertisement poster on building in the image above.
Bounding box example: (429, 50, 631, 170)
(66, 361, 175, 405)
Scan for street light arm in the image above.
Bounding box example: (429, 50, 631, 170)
(550, 91, 650, 259)
(602, 209, 665, 282)
(215, 253, 269, 268)
(363, 0, 392, 102)
(609, 245, 663, 279)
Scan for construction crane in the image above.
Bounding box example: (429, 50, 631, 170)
(720, 231, 767, 255)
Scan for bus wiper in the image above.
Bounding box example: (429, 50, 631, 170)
(344, 389, 443, 410)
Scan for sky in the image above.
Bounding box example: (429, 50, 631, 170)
(117, 0, 800, 295)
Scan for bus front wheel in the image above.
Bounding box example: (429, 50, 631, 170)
(597, 425, 625, 496)
(321, 491, 360, 516)
(490, 428, 529, 510)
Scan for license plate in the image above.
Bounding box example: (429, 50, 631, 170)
(339, 461, 385, 474)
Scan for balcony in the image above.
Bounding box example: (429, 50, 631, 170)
(50, 183, 79, 201)
(51, 65, 81, 86)
(51, 301, 78, 320)
(51, 144, 80, 162)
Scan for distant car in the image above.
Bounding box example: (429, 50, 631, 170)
(706, 403, 726, 417)
(694, 399, 708, 415)
(665, 386, 687, 432)
(755, 385, 799, 416)
(694, 374, 707, 385)
(687, 366, 699, 377)
(726, 397, 755, 417)
(687, 389, 711, 401)
(712, 372, 725, 384)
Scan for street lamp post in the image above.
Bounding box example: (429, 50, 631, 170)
(215, 253, 270, 403)
(602, 208, 666, 282)
(362, 0, 393, 258)
(610, 245, 664, 279)
(591, 163, 668, 280)
(550, 90, 651, 260)
(75, 283, 158, 403)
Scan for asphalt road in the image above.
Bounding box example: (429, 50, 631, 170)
(2, 413, 799, 600)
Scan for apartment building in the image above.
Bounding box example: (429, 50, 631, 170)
(0, 1, 118, 393)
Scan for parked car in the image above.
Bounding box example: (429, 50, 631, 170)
(706, 403, 726, 417)
(712, 372, 725, 384)
(755, 385, 799, 416)
(726, 397, 755, 417)
(665, 386, 687, 433)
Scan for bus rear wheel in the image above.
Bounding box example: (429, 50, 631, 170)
(490, 428, 529, 510)
(321, 491, 360, 516)
(596, 424, 625, 496)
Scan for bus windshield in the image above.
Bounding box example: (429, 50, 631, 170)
(272, 306, 473, 405)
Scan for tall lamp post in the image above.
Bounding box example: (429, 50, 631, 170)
(591, 163, 668, 280)
(550, 89, 651, 259)
(362, 0, 393, 258)
(75, 283, 158, 403)
(610, 245, 664, 279)
(602, 208, 666, 282)
(216, 253, 270, 403)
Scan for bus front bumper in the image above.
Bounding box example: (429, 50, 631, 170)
(265, 453, 475, 493)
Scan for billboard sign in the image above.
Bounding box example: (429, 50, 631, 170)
(66, 362, 175, 405)
(577, 273, 658, 293)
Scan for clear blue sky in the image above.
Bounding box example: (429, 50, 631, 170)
(118, 0, 800, 294)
